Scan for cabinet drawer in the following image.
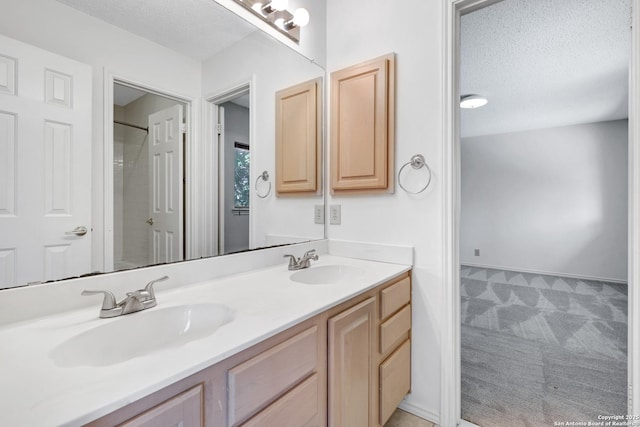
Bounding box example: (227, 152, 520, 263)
(241, 374, 319, 427)
(228, 326, 318, 426)
(119, 384, 203, 427)
(379, 339, 411, 425)
(380, 276, 410, 319)
(380, 304, 411, 354)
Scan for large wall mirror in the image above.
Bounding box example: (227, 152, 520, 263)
(0, 0, 326, 289)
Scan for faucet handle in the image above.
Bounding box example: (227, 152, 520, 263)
(81, 290, 117, 310)
(143, 275, 169, 299)
(303, 249, 317, 258)
(283, 254, 298, 268)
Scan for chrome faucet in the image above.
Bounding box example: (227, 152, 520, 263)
(81, 276, 168, 318)
(284, 250, 319, 271)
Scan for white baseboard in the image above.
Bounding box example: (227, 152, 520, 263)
(398, 401, 440, 426)
(461, 261, 628, 284)
(458, 419, 480, 427)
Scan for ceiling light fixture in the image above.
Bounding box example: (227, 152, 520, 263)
(236, 0, 309, 43)
(460, 94, 488, 109)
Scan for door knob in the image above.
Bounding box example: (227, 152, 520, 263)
(146, 218, 154, 225)
(65, 226, 88, 236)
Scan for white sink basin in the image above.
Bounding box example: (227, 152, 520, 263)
(50, 303, 234, 367)
(290, 265, 365, 285)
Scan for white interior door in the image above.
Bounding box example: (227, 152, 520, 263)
(0, 35, 92, 287)
(148, 104, 184, 265)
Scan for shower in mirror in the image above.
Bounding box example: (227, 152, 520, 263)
(113, 83, 188, 270)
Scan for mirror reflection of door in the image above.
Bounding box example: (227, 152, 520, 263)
(0, 36, 92, 286)
(218, 93, 250, 255)
(113, 83, 186, 270)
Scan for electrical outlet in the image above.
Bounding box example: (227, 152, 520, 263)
(474, 249, 480, 256)
(314, 205, 324, 224)
(330, 205, 341, 225)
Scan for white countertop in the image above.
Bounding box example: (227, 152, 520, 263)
(0, 255, 410, 427)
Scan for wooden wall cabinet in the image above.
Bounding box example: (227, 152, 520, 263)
(330, 54, 395, 194)
(87, 273, 411, 427)
(275, 78, 322, 195)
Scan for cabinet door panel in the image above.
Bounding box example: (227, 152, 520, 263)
(330, 54, 395, 193)
(228, 326, 318, 426)
(380, 304, 411, 355)
(380, 276, 410, 320)
(118, 385, 203, 427)
(276, 78, 321, 194)
(240, 374, 319, 427)
(379, 339, 411, 425)
(328, 296, 376, 427)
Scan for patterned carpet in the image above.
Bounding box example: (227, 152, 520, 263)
(460, 266, 627, 427)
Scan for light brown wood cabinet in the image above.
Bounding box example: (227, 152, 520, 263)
(328, 297, 376, 427)
(86, 272, 411, 427)
(328, 274, 412, 427)
(378, 276, 412, 425)
(227, 326, 322, 426)
(118, 385, 204, 427)
(330, 54, 395, 194)
(275, 78, 322, 195)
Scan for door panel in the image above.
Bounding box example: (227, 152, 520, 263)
(148, 104, 184, 265)
(328, 297, 376, 427)
(0, 34, 92, 287)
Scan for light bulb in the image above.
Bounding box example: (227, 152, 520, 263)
(292, 8, 310, 27)
(270, 0, 288, 11)
(460, 94, 488, 109)
(274, 17, 285, 29)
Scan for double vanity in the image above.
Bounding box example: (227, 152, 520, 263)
(0, 247, 412, 427)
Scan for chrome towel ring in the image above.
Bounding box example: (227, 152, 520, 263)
(398, 154, 432, 194)
(255, 170, 272, 198)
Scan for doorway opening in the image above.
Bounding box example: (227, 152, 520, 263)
(208, 83, 252, 256)
(112, 82, 187, 270)
(443, 0, 637, 425)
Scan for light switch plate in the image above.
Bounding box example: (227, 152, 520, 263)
(330, 205, 341, 225)
(314, 205, 324, 224)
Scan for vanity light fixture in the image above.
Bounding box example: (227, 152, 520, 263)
(262, 0, 288, 13)
(460, 94, 488, 109)
(285, 8, 310, 30)
(236, 0, 309, 43)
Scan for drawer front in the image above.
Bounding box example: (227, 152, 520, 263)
(379, 339, 411, 425)
(119, 385, 203, 427)
(228, 326, 318, 426)
(241, 374, 320, 427)
(380, 276, 410, 320)
(380, 304, 411, 354)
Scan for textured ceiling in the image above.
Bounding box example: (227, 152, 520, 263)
(460, 0, 631, 137)
(56, 0, 257, 61)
